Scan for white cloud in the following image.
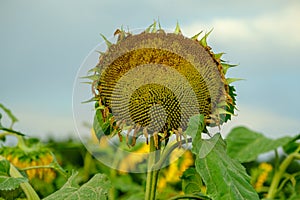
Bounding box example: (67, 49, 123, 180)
(182, 2, 300, 49)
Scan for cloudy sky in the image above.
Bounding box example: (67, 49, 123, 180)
(1, 0, 299, 140)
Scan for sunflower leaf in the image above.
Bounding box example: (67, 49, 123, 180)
(0, 104, 18, 127)
(0, 127, 25, 136)
(181, 167, 203, 194)
(226, 127, 293, 162)
(44, 172, 111, 200)
(185, 114, 205, 139)
(0, 160, 28, 191)
(192, 134, 260, 200)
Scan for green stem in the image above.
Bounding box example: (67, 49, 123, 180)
(19, 165, 54, 171)
(0, 156, 40, 200)
(153, 138, 192, 171)
(267, 145, 300, 199)
(109, 147, 123, 200)
(145, 136, 161, 200)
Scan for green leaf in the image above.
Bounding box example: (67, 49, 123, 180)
(0, 176, 28, 191)
(0, 103, 18, 127)
(93, 110, 112, 140)
(0, 127, 25, 136)
(93, 110, 105, 140)
(181, 167, 203, 194)
(192, 134, 259, 200)
(226, 126, 293, 162)
(185, 114, 205, 139)
(0, 160, 10, 176)
(44, 172, 111, 200)
(0, 160, 28, 191)
(288, 194, 300, 200)
(224, 85, 237, 122)
(283, 134, 300, 154)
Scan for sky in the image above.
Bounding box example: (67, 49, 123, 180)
(0, 0, 299, 140)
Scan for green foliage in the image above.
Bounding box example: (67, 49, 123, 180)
(0, 160, 28, 191)
(185, 114, 205, 139)
(226, 126, 293, 162)
(44, 172, 111, 200)
(192, 133, 259, 200)
(181, 167, 203, 194)
(0, 103, 18, 127)
(185, 114, 259, 200)
(1, 103, 299, 200)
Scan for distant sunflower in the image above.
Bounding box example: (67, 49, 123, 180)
(89, 22, 237, 146)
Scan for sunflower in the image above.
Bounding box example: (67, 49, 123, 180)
(89, 22, 237, 147)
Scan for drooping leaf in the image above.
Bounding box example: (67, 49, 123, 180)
(283, 134, 300, 154)
(0, 104, 18, 127)
(0, 160, 28, 191)
(93, 110, 105, 140)
(192, 134, 259, 200)
(0, 160, 10, 176)
(226, 126, 293, 163)
(44, 172, 111, 200)
(181, 167, 203, 194)
(0, 127, 25, 136)
(185, 114, 205, 139)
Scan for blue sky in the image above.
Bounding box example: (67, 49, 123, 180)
(1, 0, 299, 140)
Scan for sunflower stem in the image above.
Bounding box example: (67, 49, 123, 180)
(267, 145, 300, 199)
(145, 136, 161, 200)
